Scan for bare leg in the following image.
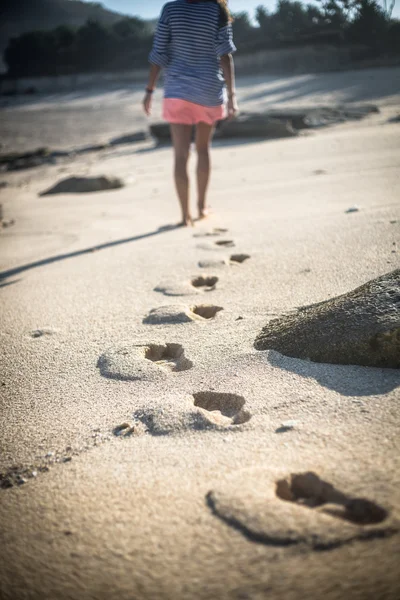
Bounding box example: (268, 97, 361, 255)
(195, 122, 214, 219)
(170, 124, 193, 226)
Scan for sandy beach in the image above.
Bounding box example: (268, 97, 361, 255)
(0, 67, 400, 600)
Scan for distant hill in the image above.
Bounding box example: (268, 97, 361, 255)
(0, 0, 129, 71)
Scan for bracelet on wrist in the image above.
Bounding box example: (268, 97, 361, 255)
(146, 88, 154, 94)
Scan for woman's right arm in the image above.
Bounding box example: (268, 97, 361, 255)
(216, 15, 238, 119)
(220, 54, 238, 119)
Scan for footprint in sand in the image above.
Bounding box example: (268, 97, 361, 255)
(97, 342, 193, 381)
(214, 240, 235, 248)
(198, 254, 251, 268)
(143, 304, 223, 324)
(193, 228, 229, 238)
(198, 258, 229, 268)
(131, 391, 251, 436)
(154, 276, 219, 296)
(276, 472, 388, 525)
(193, 391, 252, 426)
(196, 240, 235, 252)
(191, 276, 218, 291)
(230, 254, 251, 264)
(206, 469, 394, 551)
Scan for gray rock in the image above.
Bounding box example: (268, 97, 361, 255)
(215, 114, 297, 139)
(150, 114, 296, 143)
(0, 148, 52, 172)
(150, 123, 172, 143)
(110, 131, 148, 146)
(40, 176, 124, 196)
(254, 269, 400, 368)
(265, 105, 378, 130)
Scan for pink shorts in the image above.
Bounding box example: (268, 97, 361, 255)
(163, 98, 226, 125)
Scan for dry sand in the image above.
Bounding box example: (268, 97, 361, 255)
(0, 67, 400, 600)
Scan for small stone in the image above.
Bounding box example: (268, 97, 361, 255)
(113, 422, 131, 435)
(345, 206, 360, 213)
(17, 477, 27, 485)
(123, 426, 135, 436)
(62, 457, 72, 463)
(276, 420, 299, 433)
(0, 478, 13, 489)
(282, 420, 299, 429)
(45, 451, 54, 458)
(2, 219, 15, 228)
(31, 329, 54, 338)
(31, 471, 38, 477)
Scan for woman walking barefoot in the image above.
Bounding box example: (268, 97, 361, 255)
(143, 0, 238, 226)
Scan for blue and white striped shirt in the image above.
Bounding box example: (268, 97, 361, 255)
(149, 0, 236, 107)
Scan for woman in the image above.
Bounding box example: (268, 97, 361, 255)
(143, 0, 238, 226)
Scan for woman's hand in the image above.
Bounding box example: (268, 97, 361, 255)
(143, 91, 153, 116)
(227, 94, 238, 120)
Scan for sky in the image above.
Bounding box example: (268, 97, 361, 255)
(88, 1, 289, 20)
(87, 0, 399, 20)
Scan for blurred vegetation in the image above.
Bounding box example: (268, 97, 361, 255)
(3, 0, 400, 77)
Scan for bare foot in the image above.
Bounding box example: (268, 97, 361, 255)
(178, 216, 194, 227)
(198, 206, 212, 220)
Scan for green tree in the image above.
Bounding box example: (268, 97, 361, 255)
(76, 19, 113, 70)
(232, 12, 255, 42)
(4, 30, 58, 76)
(348, 0, 389, 49)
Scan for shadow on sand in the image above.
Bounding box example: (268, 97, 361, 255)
(133, 137, 269, 156)
(239, 68, 400, 104)
(267, 350, 400, 397)
(0, 224, 180, 284)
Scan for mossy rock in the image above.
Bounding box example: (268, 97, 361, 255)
(39, 176, 124, 195)
(254, 269, 400, 368)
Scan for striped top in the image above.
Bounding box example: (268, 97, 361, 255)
(149, 0, 236, 107)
